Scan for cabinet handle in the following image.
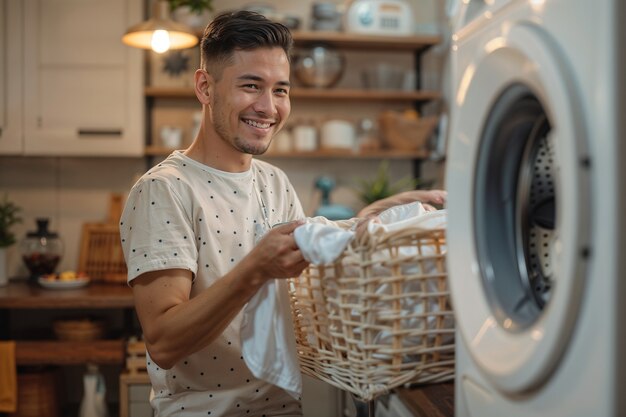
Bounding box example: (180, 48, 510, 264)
(78, 129, 123, 137)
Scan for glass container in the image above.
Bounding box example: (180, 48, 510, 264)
(20, 218, 63, 280)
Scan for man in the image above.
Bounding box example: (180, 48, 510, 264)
(120, 10, 445, 416)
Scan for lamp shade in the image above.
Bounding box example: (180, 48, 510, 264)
(122, 1, 199, 53)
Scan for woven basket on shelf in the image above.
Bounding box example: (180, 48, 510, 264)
(289, 225, 454, 401)
(53, 317, 106, 341)
(378, 112, 439, 151)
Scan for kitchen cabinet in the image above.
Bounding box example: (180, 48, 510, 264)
(0, 0, 145, 156)
(0, 0, 24, 154)
(145, 31, 442, 159)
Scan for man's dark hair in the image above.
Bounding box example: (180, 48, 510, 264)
(200, 10, 293, 78)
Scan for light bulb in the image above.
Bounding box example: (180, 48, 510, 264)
(151, 30, 171, 53)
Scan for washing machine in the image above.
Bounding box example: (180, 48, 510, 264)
(445, 0, 626, 416)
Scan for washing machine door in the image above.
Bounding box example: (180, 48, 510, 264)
(447, 23, 591, 394)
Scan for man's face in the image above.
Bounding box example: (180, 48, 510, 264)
(209, 47, 291, 155)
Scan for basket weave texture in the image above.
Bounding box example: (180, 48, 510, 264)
(289, 226, 454, 401)
(378, 113, 439, 151)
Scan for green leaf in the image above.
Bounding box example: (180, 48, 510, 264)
(353, 160, 422, 205)
(0, 194, 22, 247)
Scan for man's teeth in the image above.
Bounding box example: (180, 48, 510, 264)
(244, 119, 271, 129)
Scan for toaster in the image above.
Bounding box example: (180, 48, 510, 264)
(344, 0, 414, 36)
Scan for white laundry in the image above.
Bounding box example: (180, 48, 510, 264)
(241, 278, 302, 399)
(293, 222, 355, 264)
(241, 223, 302, 399)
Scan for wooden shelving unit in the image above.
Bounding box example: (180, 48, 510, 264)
(0, 282, 135, 366)
(145, 145, 428, 159)
(145, 86, 440, 102)
(291, 30, 441, 51)
(15, 340, 126, 365)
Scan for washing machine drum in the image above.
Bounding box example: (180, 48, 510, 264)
(475, 85, 557, 327)
(447, 24, 592, 395)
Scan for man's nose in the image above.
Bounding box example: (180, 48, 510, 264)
(253, 90, 275, 115)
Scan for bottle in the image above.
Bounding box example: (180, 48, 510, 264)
(79, 364, 108, 417)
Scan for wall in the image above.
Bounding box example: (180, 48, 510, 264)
(0, 0, 446, 280)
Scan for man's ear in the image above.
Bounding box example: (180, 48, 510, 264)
(194, 69, 212, 104)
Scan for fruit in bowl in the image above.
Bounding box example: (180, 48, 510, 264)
(41, 270, 89, 282)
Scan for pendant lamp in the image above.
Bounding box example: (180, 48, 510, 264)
(122, 0, 199, 53)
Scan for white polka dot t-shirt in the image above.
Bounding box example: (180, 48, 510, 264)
(120, 151, 305, 416)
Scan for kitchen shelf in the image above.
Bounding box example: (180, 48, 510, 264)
(291, 31, 441, 51)
(145, 86, 440, 102)
(191, 30, 442, 51)
(15, 339, 126, 365)
(0, 281, 134, 309)
(1, 282, 135, 367)
(145, 146, 428, 159)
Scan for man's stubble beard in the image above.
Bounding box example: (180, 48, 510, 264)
(211, 99, 273, 156)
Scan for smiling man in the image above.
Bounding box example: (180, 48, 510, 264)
(120, 11, 308, 416)
(120, 10, 446, 417)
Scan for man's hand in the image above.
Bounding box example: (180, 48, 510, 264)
(357, 189, 447, 218)
(245, 220, 309, 284)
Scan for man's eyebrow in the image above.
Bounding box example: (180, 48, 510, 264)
(237, 74, 263, 82)
(237, 74, 291, 87)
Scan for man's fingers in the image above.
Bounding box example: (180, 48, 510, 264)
(273, 219, 305, 234)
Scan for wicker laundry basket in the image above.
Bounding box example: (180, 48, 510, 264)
(289, 225, 454, 401)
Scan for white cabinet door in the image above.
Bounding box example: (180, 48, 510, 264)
(0, 0, 24, 154)
(22, 0, 144, 156)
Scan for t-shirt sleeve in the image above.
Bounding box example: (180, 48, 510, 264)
(120, 177, 198, 283)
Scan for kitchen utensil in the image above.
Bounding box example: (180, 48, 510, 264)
(77, 194, 127, 283)
(344, 0, 414, 36)
(294, 45, 345, 88)
(20, 218, 63, 281)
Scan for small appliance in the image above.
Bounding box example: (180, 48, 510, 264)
(344, 0, 414, 36)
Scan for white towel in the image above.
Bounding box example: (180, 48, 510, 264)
(241, 279, 302, 399)
(240, 223, 302, 399)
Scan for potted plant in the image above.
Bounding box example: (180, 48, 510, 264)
(0, 194, 22, 285)
(168, 0, 214, 30)
(354, 160, 422, 206)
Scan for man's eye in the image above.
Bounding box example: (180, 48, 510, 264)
(275, 88, 289, 95)
(243, 84, 260, 90)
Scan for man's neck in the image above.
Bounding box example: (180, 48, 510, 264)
(184, 131, 253, 173)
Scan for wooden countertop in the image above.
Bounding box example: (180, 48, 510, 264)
(0, 281, 134, 309)
(396, 383, 454, 417)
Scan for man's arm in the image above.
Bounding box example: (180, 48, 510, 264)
(357, 189, 447, 218)
(132, 220, 308, 369)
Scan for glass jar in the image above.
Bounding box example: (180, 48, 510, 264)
(20, 218, 63, 280)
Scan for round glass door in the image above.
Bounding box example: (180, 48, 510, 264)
(474, 84, 557, 331)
